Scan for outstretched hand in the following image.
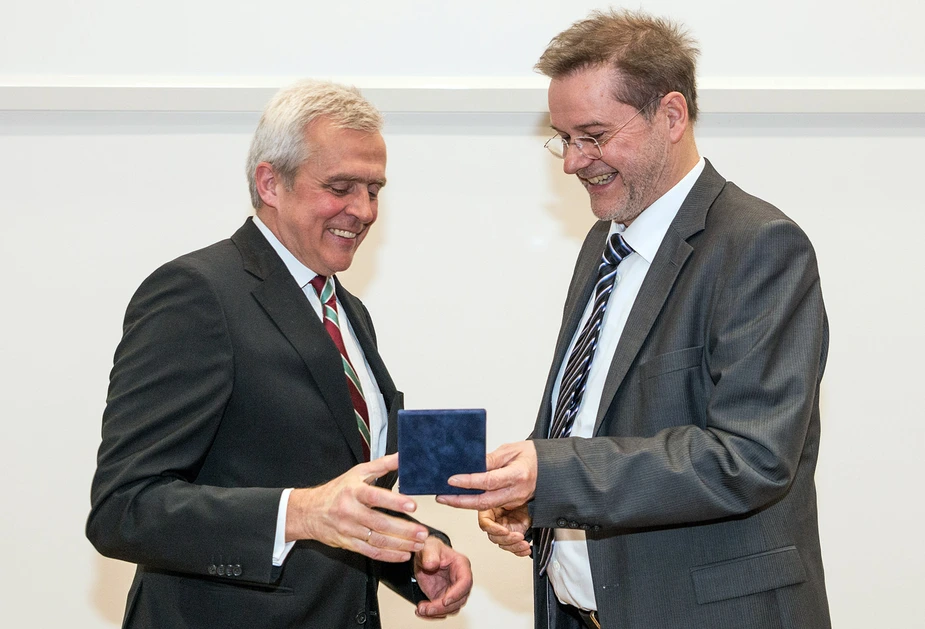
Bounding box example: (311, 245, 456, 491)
(436, 441, 538, 511)
(286, 453, 428, 563)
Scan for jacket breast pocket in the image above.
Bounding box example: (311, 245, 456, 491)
(690, 546, 808, 605)
(632, 346, 706, 431)
(637, 345, 703, 380)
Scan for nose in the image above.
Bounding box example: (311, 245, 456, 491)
(347, 190, 376, 223)
(563, 146, 593, 175)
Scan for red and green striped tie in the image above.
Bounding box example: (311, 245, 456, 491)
(309, 275, 371, 461)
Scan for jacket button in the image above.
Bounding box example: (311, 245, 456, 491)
(556, 518, 568, 527)
(207, 564, 217, 575)
(233, 564, 242, 577)
(217, 564, 225, 576)
(579, 523, 590, 531)
(592, 525, 601, 532)
(355, 611, 367, 624)
(568, 521, 578, 528)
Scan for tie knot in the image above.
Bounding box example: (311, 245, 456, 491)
(309, 275, 335, 304)
(602, 232, 634, 268)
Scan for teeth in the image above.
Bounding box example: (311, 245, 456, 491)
(586, 173, 616, 186)
(330, 228, 358, 239)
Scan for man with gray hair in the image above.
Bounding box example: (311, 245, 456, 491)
(440, 10, 830, 629)
(88, 80, 472, 628)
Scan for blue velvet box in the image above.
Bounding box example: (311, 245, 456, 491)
(397, 409, 486, 495)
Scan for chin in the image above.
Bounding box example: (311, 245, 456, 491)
(591, 196, 646, 224)
(591, 204, 626, 223)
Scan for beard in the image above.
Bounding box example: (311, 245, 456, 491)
(588, 126, 670, 224)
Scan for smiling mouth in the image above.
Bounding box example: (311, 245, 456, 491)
(329, 227, 361, 239)
(582, 172, 618, 186)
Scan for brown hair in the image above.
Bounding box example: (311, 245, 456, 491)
(535, 9, 700, 122)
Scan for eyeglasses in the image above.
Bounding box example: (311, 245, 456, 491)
(544, 94, 663, 160)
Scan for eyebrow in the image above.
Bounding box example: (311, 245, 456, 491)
(327, 174, 387, 187)
(549, 121, 610, 135)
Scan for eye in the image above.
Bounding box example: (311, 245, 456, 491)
(328, 184, 353, 196)
(368, 184, 382, 201)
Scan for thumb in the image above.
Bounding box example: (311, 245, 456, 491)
(417, 538, 442, 573)
(359, 452, 399, 482)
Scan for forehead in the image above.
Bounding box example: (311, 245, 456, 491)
(302, 119, 387, 181)
(547, 66, 628, 132)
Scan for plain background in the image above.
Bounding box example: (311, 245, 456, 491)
(1, 1, 923, 627)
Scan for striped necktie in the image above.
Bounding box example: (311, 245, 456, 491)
(535, 231, 635, 575)
(309, 275, 371, 461)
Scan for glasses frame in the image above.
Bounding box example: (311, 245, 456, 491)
(544, 94, 664, 160)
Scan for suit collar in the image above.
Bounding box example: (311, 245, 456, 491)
(230, 216, 292, 281)
(621, 157, 705, 263)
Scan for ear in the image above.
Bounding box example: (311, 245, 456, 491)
(661, 92, 690, 143)
(254, 162, 281, 209)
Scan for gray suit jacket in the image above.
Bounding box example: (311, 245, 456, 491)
(531, 161, 831, 629)
(87, 218, 430, 628)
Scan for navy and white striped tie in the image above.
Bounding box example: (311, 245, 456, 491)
(536, 231, 635, 575)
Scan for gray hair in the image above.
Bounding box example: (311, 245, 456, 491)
(246, 80, 384, 209)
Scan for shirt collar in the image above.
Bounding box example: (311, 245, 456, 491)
(610, 157, 705, 263)
(252, 215, 324, 288)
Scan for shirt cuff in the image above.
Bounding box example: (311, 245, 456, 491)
(273, 488, 296, 567)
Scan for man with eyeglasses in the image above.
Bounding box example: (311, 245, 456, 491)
(440, 9, 831, 629)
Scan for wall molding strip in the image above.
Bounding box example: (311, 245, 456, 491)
(1, 76, 923, 114)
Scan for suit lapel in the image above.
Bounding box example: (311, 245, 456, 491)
(232, 219, 366, 463)
(594, 160, 726, 432)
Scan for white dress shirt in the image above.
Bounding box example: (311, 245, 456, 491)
(251, 216, 389, 566)
(546, 158, 705, 610)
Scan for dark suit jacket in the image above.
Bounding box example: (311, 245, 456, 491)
(530, 161, 831, 629)
(88, 218, 429, 628)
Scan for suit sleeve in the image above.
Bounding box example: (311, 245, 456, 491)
(532, 217, 828, 529)
(86, 260, 282, 583)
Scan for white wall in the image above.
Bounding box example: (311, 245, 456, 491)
(1, 2, 923, 628)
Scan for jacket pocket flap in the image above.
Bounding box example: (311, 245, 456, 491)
(637, 345, 703, 380)
(691, 546, 807, 604)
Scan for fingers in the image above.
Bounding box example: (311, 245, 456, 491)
(440, 441, 537, 510)
(477, 507, 533, 557)
(477, 510, 509, 535)
(436, 488, 521, 511)
(361, 506, 428, 549)
(356, 481, 418, 515)
(348, 490, 428, 562)
(436, 492, 488, 510)
(483, 524, 531, 556)
(287, 462, 428, 563)
(496, 540, 532, 557)
(414, 545, 473, 619)
(417, 592, 470, 619)
(440, 558, 474, 606)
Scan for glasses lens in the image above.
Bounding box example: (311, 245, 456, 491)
(576, 137, 602, 160)
(545, 136, 566, 159)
